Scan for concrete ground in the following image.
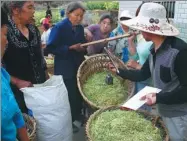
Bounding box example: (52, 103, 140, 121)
(73, 121, 86, 141)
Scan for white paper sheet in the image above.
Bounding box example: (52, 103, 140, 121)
(121, 86, 161, 110)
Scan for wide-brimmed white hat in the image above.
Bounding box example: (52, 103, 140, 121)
(119, 10, 133, 20)
(120, 3, 179, 36)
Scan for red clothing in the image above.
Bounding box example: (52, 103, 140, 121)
(43, 18, 50, 25)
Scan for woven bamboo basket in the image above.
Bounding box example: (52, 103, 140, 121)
(86, 106, 169, 141)
(77, 54, 135, 110)
(23, 114, 36, 141)
(45, 56, 54, 75)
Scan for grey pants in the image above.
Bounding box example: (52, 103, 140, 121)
(162, 115, 187, 141)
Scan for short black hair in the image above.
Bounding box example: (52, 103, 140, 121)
(45, 14, 51, 18)
(99, 14, 114, 25)
(1, 8, 9, 26)
(1, 1, 26, 16)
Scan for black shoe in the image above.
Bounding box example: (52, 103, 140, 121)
(73, 123, 79, 133)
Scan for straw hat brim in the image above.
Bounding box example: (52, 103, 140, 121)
(121, 16, 179, 36)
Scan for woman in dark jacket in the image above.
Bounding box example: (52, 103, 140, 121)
(2, 1, 47, 113)
(46, 2, 87, 133)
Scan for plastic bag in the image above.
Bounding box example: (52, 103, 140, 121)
(20, 75, 72, 141)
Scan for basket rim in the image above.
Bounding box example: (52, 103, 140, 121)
(23, 113, 36, 139)
(77, 54, 134, 109)
(85, 106, 169, 141)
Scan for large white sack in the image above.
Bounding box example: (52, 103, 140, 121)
(20, 75, 72, 141)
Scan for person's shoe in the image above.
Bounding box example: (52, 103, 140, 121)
(73, 123, 79, 133)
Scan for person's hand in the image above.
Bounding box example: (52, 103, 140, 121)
(18, 127, 29, 141)
(140, 93, 156, 106)
(85, 31, 93, 42)
(105, 62, 117, 73)
(127, 59, 141, 70)
(11, 76, 32, 88)
(14, 78, 33, 89)
(69, 43, 85, 52)
(128, 32, 137, 42)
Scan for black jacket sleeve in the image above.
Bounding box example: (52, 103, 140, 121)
(117, 58, 151, 81)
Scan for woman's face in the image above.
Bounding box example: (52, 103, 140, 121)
(141, 31, 152, 41)
(13, 1, 35, 24)
(100, 18, 112, 34)
(68, 8, 84, 26)
(121, 24, 129, 32)
(1, 25, 8, 58)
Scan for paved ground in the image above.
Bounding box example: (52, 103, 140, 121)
(73, 121, 86, 141)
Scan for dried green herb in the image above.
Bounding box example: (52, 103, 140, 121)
(83, 71, 128, 107)
(46, 59, 54, 65)
(90, 110, 163, 141)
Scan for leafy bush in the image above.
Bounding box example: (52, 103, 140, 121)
(85, 1, 119, 10)
(104, 1, 119, 10)
(34, 1, 119, 26)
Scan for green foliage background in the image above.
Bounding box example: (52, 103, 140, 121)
(34, 1, 119, 26)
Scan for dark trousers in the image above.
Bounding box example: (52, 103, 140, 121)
(64, 78, 83, 122)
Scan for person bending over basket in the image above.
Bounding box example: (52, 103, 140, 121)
(108, 2, 187, 141)
(85, 14, 114, 56)
(1, 8, 29, 141)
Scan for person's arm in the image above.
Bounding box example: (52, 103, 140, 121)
(128, 33, 138, 57)
(156, 50, 187, 104)
(17, 127, 29, 141)
(13, 107, 29, 141)
(84, 28, 93, 42)
(35, 26, 48, 79)
(46, 25, 69, 56)
(84, 24, 98, 42)
(117, 58, 151, 81)
(11, 76, 32, 88)
(127, 59, 142, 70)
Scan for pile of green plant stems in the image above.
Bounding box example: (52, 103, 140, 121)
(83, 71, 128, 107)
(90, 110, 163, 141)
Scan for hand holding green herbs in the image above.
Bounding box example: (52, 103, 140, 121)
(90, 110, 163, 141)
(83, 71, 128, 107)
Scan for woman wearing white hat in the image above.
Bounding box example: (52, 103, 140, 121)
(108, 2, 187, 140)
(108, 10, 138, 63)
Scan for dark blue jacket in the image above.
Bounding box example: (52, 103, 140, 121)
(46, 18, 86, 79)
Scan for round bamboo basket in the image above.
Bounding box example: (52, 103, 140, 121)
(45, 56, 54, 75)
(23, 114, 36, 141)
(86, 106, 169, 141)
(77, 54, 135, 110)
